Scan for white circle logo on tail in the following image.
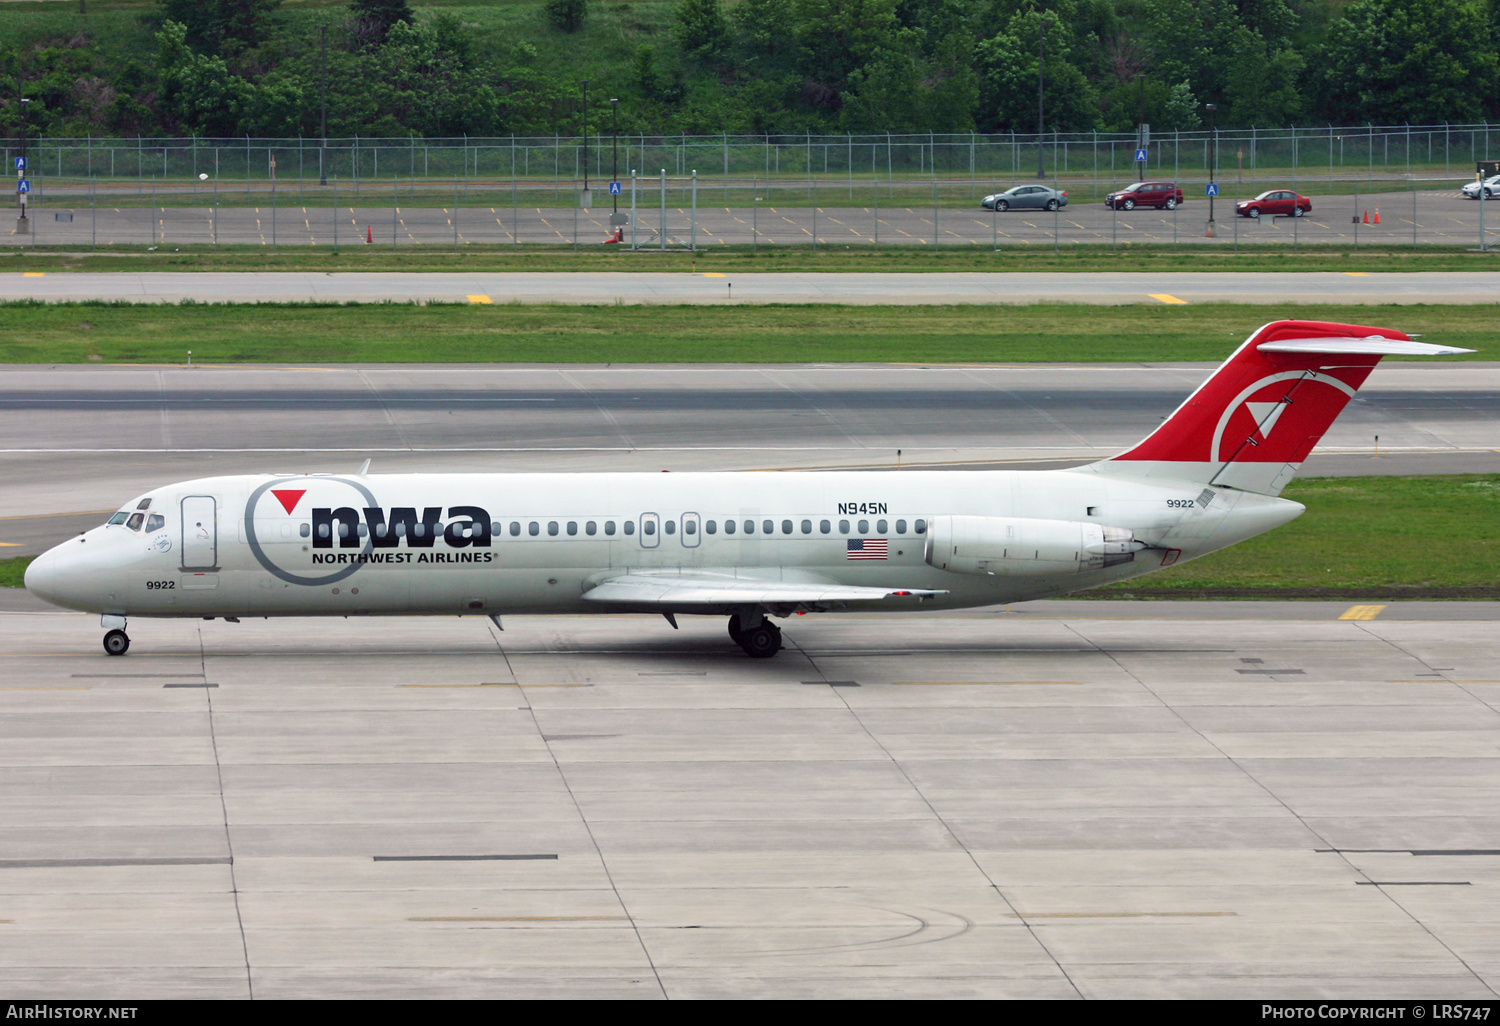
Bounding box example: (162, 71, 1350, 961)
(1210, 371, 1356, 462)
(243, 477, 378, 586)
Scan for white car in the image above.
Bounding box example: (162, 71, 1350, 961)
(1461, 175, 1500, 199)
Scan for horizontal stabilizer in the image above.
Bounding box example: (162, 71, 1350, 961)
(1259, 338, 1475, 356)
(583, 572, 945, 608)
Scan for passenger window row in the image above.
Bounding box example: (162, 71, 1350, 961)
(308, 518, 928, 541)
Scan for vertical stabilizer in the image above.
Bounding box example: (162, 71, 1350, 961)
(1087, 319, 1472, 494)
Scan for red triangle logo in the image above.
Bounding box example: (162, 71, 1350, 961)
(270, 489, 306, 514)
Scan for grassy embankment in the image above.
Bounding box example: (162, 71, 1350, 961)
(4, 475, 1495, 595)
(8, 245, 1500, 274)
(0, 300, 1491, 364)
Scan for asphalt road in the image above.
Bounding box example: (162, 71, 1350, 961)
(5, 270, 1500, 305)
(11, 187, 1500, 249)
(1, 361, 1493, 552)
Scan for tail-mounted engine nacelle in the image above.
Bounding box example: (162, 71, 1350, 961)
(923, 515, 1145, 576)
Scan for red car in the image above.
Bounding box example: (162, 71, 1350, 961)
(1104, 181, 1183, 210)
(1236, 190, 1311, 218)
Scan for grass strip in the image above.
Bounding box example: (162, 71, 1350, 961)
(1090, 475, 1500, 598)
(6, 244, 1500, 275)
(0, 557, 34, 589)
(1, 301, 1493, 364)
(5, 476, 1494, 595)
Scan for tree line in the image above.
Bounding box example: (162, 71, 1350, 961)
(1, 0, 1497, 139)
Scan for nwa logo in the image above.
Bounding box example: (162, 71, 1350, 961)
(1211, 371, 1358, 463)
(244, 477, 492, 587)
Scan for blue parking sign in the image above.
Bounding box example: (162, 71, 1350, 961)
(1134, 148, 1147, 161)
(1205, 182, 1219, 197)
(14, 157, 25, 171)
(17, 179, 29, 194)
(608, 181, 622, 196)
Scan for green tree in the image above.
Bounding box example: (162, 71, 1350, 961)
(543, 0, 588, 33)
(350, 0, 414, 44)
(731, 0, 800, 67)
(974, 14, 1098, 132)
(1162, 80, 1201, 129)
(1225, 40, 1302, 125)
(673, 0, 732, 64)
(157, 0, 281, 55)
(154, 20, 256, 134)
(1315, 0, 1496, 123)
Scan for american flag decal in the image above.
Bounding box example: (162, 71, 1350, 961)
(847, 538, 888, 560)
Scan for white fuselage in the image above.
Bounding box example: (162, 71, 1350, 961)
(25, 468, 1304, 620)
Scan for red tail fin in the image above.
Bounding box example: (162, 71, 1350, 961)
(1094, 319, 1471, 494)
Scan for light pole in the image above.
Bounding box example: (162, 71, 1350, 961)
(1206, 102, 1218, 224)
(580, 80, 590, 209)
(318, 24, 328, 185)
(610, 98, 619, 215)
(17, 97, 30, 233)
(1036, 17, 1050, 178)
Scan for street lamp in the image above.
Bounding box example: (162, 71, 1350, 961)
(1036, 17, 1050, 179)
(1205, 102, 1218, 224)
(610, 98, 620, 215)
(581, 80, 590, 209)
(17, 97, 30, 233)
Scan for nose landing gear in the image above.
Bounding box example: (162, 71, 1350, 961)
(103, 629, 130, 656)
(728, 613, 782, 658)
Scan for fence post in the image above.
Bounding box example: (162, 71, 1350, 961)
(393, 177, 398, 250)
(660, 168, 666, 252)
(691, 169, 698, 251)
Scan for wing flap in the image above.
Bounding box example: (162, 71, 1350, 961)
(583, 573, 944, 608)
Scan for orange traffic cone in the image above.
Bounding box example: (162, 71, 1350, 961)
(366, 225, 373, 244)
(1373, 207, 1381, 224)
(1362, 210, 1369, 224)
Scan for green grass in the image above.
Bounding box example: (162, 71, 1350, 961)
(9, 243, 1500, 275)
(0, 556, 34, 589)
(1, 300, 1493, 364)
(1097, 475, 1500, 596)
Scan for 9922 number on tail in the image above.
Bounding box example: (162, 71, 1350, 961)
(146, 580, 176, 590)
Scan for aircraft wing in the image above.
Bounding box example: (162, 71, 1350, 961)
(582, 572, 945, 609)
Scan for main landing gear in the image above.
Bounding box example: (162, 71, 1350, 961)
(103, 628, 130, 656)
(101, 615, 129, 656)
(728, 613, 782, 659)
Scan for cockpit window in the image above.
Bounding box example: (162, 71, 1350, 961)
(136, 499, 152, 511)
(125, 513, 145, 531)
(145, 514, 165, 533)
(107, 512, 129, 526)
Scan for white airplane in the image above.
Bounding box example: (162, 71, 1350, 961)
(25, 319, 1470, 658)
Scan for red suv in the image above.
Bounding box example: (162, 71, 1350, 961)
(1235, 190, 1311, 218)
(1105, 181, 1183, 210)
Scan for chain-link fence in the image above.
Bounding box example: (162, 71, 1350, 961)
(5, 122, 1499, 248)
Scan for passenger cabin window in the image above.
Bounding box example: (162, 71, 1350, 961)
(706, 520, 717, 534)
(547, 521, 559, 536)
(125, 513, 144, 531)
(744, 520, 755, 535)
(684, 520, 697, 535)
(510, 522, 521, 536)
(724, 520, 735, 535)
(529, 522, 540, 536)
(624, 521, 635, 535)
(643, 520, 656, 536)
(839, 520, 850, 534)
(763, 520, 774, 535)
(915, 519, 927, 534)
(664, 521, 675, 535)
(145, 514, 165, 533)
(781, 520, 792, 535)
(858, 520, 869, 534)
(586, 521, 597, 535)
(108, 512, 129, 526)
(896, 519, 907, 534)
(605, 521, 616, 535)
(820, 520, 831, 534)
(801, 520, 812, 534)
(491, 521, 503, 536)
(567, 521, 578, 536)
(299, 522, 310, 538)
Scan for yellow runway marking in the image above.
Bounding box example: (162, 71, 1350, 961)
(466, 295, 492, 305)
(1339, 604, 1387, 620)
(400, 683, 590, 688)
(21, 272, 44, 277)
(0, 687, 91, 691)
(1345, 272, 1371, 277)
(1150, 294, 1188, 305)
(1391, 680, 1500, 684)
(702, 272, 725, 277)
(0, 542, 21, 547)
(410, 916, 628, 922)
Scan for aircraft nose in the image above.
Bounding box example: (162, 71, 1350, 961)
(23, 548, 58, 602)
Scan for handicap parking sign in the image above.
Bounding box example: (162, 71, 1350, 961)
(1134, 149, 1147, 161)
(608, 181, 622, 196)
(1205, 182, 1219, 197)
